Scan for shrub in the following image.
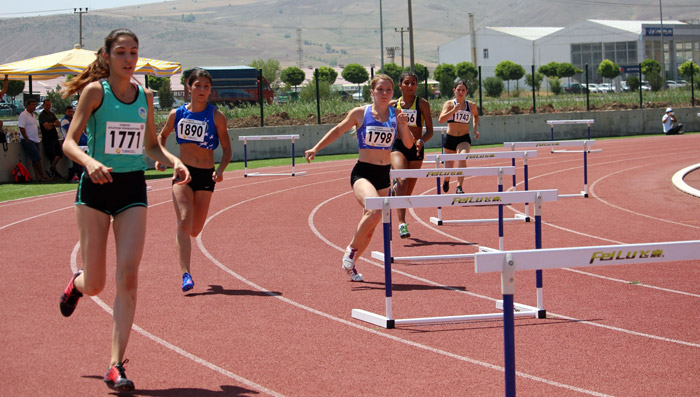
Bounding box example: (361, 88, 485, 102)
(483, 77, 504, 98)
(548, 77, 562, 95)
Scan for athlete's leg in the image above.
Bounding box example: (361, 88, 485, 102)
(73, 205, 111, 296)
(172, 183, 195, 274)
(456, 141, 472, 189)
(348, 178, 389, 259)
(110, 206, 147, 367)
(390, 151, 409, 223)
(190, 190, 214, 237)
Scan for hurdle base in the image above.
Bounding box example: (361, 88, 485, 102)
(430, 216, 527, 225)
(514, 213, 531, 222)
(558, 191, 588, 198)
(353, 307, 538, 328)
(351, 309, 395, 329)
(245, 171, 307, 177)
(495, 301, 541, 319)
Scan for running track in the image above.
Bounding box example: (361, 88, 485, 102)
(1, 134, 699, 396)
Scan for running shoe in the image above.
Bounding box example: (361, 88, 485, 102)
(182, 272, 194, 292)
(104, 359, 135, 392)
(60, 270, 83, 317)
(442, 180, 449, 193)
(398, 223, 411, 239)
(342, 247, 364, 282)
(456, 186, 465, 194)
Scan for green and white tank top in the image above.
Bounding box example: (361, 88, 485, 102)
(86, 80, 148, 172)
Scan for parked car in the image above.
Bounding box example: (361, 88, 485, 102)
(582, 83, 599, 93)
(352, 92, 364, 101)
(563, 83, 585, 94)
(171, 98, 185, 109)
(0, 103, 21, 117)
(641, 81, 651, 91)
(598, 83, 613, 93)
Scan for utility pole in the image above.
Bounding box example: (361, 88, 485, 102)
(659, 0, 666, 85)
(395, 27, 408, 68)
(379, 0, 385, 73)
(74, 8, 88, 48)
(407, 0, 415, 72)
(296, 28, 303, 69)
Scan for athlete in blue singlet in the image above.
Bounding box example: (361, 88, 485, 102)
(305, 74, 413, 282)
(59, 28, 190, 392)
(438, 79, 480, 194)
(156, 68, 231, 293)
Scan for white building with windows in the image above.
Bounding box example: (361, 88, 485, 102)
(438, 19, 700, 84)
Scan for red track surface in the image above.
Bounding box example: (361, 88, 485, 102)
(2, 134, 699, 396)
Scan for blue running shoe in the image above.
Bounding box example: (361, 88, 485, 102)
(182, 272, 194, 292)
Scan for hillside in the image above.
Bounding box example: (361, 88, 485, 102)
(1, 0, 699, 70)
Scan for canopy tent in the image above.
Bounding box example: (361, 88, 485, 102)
(0, 45, 181, 94)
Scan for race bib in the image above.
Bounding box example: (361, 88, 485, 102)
(403, 109, 418, 127)
(104, 121, 145, 155)
(363, 125, 395, 148)
(177, 118, 207, 143)
(453, 110, 471, 124)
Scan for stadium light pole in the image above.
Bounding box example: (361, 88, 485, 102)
(407, 0, 415, 72)
(659, 0, 665, 85)
(379, 0, 385, 73)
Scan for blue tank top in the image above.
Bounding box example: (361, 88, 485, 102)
(173, 103, 219, 150)
(86, 80, 148, 172)
(356, 105, 397, 151)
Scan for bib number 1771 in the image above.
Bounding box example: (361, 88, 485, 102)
(105, 122, 145, 155)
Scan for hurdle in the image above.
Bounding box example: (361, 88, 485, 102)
(474, 239, 700, 397)
(371, 166, 515, 264)
(238, 134, 306, 177)
(352, 189, 558, 330)
(505, 140, 598, 198)
(546, 119, 594, 140)
(425, 151, 537, 223)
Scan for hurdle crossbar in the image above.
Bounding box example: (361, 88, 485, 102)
(474, 239, 700, 397)
(546, 119, 594, 140)
(354, 189, 558, 330)
(238, 135, 306, 177)
(505, 140, 598, 198)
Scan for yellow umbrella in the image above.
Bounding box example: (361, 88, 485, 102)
(0, 44, 181, 80)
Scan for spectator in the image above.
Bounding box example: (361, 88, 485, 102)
(18, 98, 51, 181)
(61, 105, 83, 181)
(39, 99, 64, 178)
(662, 108, 683, 135)
(0, 75, 8, 99)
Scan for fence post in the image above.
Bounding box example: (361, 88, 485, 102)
(258, 69, 264, 127)
(531, 64, 536, 114)
(315, 68, 321, 125)
(585, 64, 590, 112)
(691, 63, 695, 107)
(638, 63, 643, 109)
(478, 66, 483, 116)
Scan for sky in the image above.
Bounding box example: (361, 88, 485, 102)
(4, 0, 167, 17)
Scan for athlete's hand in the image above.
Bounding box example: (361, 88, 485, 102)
(473, 130, 480, 140)
(155, 161, 167, 171)
(415, 138, 424, 153)
(396, 112, 409, 125)
(213, 168, 224, 183)
(172, 159, 191, 185)
(305, 148, 317, 163)
(85, 159, 113, 184)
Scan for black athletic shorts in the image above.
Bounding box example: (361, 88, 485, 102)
(443, 133, 472, 151)
(392, 138, 424, 162)
(175, 164, 215, 192)
(75, 171, 147, 215)
(350, 161, 391, 190)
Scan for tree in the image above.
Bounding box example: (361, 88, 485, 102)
(316, 66, 337, 85)
(548, 77, 563, 95)
(280, 66, 306, 90)
(299, 78, 331, 102)
(382, 63, 403, 96)
(679, 60, 699, 83)
(625, 75, 640, 92)
(158, 81, 174, 109)
(482, 76, 504, 98)
(557, 62, 582, 85)
(495, 60, 525, 94)
(597, 59, 620, 88)
(641, 59, 663, 91)
(146, 75, 168, 92)
(6, 80, 25, 98)
(46, 86, 71, 114)
(456, 61, 479, 96)
(538, 62, 560, 78)
(250, 58, 281, 88)
(525, 72, 544, 93)
(433, 63, 456, 98)
(341, 63, 369, 92)
(413, 63, 429, 82)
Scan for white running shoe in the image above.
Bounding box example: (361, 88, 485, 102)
(342, 247, 364, 282)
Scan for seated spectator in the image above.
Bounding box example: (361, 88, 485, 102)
(662, 108, 683, 135)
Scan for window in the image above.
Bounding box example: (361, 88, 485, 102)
(483, 48, 489, 59)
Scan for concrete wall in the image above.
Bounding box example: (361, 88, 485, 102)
(2, 107, 698, 183)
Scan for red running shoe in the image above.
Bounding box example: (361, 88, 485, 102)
(59, 270, 83, 317)
(104, 359, 135, 391)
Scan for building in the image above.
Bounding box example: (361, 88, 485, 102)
(438, 19, 700, 84)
